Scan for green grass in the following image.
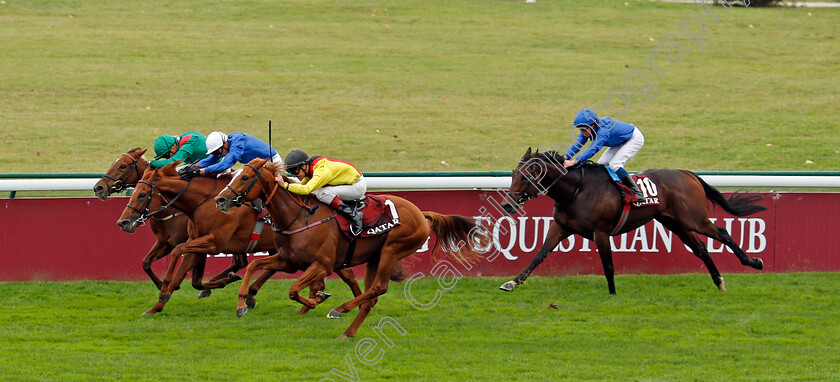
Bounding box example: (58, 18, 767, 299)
(1, 274, 838, 381)
(1, 1, 838, 174)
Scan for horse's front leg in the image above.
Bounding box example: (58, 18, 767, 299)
(142, 238, 172, 290)
(593, 231, 616, 294)
(500, 222, 569, 292)
(144, 253, 197, 315)
(236, 255, 292, 317)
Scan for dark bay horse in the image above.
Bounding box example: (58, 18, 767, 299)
(94, 148, 190, 290)
(116, 162, 363, 315)
(500, 148, 766, 294)
(214, 158, 485, 338)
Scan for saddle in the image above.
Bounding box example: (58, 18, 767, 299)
(335, 195, 401, 240)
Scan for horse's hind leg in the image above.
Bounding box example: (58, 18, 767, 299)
(236, 255, 288, 316)
(336, 268, 362, 297)
(697, 221, 764, 270)
(657, 217, 725, 291)
(593, 231, 616, 294)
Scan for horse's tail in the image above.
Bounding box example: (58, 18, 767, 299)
(422, 212, 485, 264)
(688, 171, 767, 217)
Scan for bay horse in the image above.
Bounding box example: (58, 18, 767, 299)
(116, 162, 363, 315)
(214, 158, 485, 338)
(94, 148, 190, 290)
(499, 148, 766, 294)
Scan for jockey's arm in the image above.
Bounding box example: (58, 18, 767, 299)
(288, 165, 332, 195)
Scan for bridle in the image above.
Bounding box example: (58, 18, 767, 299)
(101, 153, 141, 194)
(126, 179, 191, 225)
(224, 163, 263, 206)
(507, 157, 566, 205)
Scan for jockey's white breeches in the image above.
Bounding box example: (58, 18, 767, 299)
(313, 176, 367, 205)
(598, 127, 644, 171)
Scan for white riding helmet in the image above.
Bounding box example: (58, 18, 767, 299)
(205, 131, 227, 155)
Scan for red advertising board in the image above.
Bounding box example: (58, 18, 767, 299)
(1, 191, 838, 281)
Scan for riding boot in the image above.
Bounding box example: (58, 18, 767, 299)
(336, 202, 364, 236)
(621, 175, 645, 201)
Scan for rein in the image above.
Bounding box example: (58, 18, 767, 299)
(126, 178, 192, 224)
(102, 153, 142, 193)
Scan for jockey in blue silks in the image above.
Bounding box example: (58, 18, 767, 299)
(562, 108, 646, 199)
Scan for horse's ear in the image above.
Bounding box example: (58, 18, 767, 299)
(525, 147, 532, 155)
(127, 148, 147, 157)
(248, 157, 268, 167)
(160, 161, 181, 176)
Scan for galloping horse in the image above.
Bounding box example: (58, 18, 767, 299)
(94, 148, 190, 290)
(116, 162, 363, 315)
(214, 158, 484, 338)
(500, 148, 766, 294)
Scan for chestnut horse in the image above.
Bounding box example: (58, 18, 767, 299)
(117, 162, 363, 315)
(214, 159, 485, 338)
(94, 148, 190, 290)
(500, 148, 766, 294)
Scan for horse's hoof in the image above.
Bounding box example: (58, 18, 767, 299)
(142, 309, 158, 316)
(246, 298, 257, 310)
(337, 333, 352, 340)
(236, 306, 248, 317)
(327, 310, 342, 319)
(499, 280, 516, 292)
(228, 272, 242, 282)
(197, 290, 212, 299)
(754, 258, 764, 270)
(316, 291, 332, 301)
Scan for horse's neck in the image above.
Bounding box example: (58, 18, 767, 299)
(262, 177, 325, 229)
(158, 178, 217, 215)
(133, 159, 150, 185)
(544, 168, 582, 199)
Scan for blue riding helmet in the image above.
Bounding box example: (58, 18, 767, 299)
(572, 108, 600, 128)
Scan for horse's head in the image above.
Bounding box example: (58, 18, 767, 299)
(116, 162, 179, 232)
(502, 147, 567, 214)
(94, 148, 148, 199)
(215, 158, 271, 212)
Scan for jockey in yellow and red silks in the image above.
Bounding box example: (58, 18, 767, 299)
(277, 149, 367, 236)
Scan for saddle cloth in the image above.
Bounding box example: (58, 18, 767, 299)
(604, 167, 661, 207)
(335, 194, 401, 239)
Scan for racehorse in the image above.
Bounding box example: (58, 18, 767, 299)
(214, 158, 485, 338)
(499, 148, 766, 294)
(94, 148, 190, 290)
(116, 162, 363, 315)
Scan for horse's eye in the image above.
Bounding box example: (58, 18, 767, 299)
(241, 176, 249, 182)
(119, 165, 126, 169)
(138, 193, 146, 198)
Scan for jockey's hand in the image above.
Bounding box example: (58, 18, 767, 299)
(563, 159, 577, 168)
(180, 167, 201, 180)
(274, 174, 286, 189)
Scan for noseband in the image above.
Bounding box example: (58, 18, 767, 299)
(102, 153, 140, 194)
(126, 179, 191, 224)
(224, 164, 262, 206)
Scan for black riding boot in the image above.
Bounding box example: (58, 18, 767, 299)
(336, 202, 364, 236)
(621, 175, 646, 201)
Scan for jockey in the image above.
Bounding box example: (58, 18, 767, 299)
(562, 108, 645, 200)
(150, 132, 208, 168)
(181, 131, 282, 180)
(276, 149, 366, 236)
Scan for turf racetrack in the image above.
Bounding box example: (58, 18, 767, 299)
(2, 274, 838, 381)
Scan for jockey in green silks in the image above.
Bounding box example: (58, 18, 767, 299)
(150, 132, 209, 168)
